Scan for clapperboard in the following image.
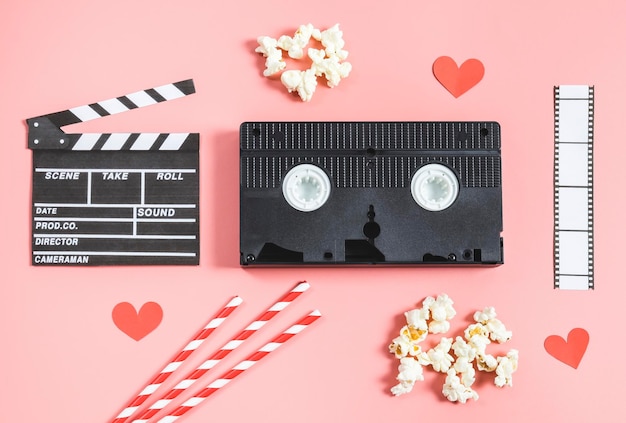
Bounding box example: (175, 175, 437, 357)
(27, 80, 200, 265)
(553, 85, 594, 289)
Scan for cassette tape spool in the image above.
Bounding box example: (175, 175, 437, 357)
(240, 122, 503, 266)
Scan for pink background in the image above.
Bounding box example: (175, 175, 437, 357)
(1, 0, 624, 421)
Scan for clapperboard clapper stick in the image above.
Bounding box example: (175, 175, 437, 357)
(27, 80, 200, 266)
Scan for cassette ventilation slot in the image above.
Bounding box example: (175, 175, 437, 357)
(240, 121, 503, 266)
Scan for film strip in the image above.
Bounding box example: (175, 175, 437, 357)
(27, 80, 200, 266)
(554, 85, 594, 289)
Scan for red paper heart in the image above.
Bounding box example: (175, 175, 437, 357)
(433, 56, 485, 98)
(112, 302, 163, 341)
(544, 328, 589, 369)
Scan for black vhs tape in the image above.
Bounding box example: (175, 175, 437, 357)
(240, 122, 503, 266)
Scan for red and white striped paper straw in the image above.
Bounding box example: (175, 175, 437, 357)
(131, 281, 310, 423)
(156, 309, 321, 423)
(111, 296, 243, 423)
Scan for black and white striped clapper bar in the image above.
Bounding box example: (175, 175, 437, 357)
(553, 85, 594, 289)
(27, 80, 200, 265)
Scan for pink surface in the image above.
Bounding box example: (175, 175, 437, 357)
(1, 0, 625, 421)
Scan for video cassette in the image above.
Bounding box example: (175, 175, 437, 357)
(240, 122, 503, 266)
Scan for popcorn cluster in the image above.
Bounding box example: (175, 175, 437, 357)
(389, 295, 518, 403)
(255, 24, 352, 101)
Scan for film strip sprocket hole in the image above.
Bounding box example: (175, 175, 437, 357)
(27, 80, 200, 266)
(554, 85, 594, 289)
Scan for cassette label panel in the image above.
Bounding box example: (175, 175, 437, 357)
(240, 122, 503, 266)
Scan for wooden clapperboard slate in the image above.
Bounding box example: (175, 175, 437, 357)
(27, 80, 200, 265)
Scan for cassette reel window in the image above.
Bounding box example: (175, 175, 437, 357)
(282, 164, 332, 212)
(240, 122, 503, 266)
(411, 163, 460, 211)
